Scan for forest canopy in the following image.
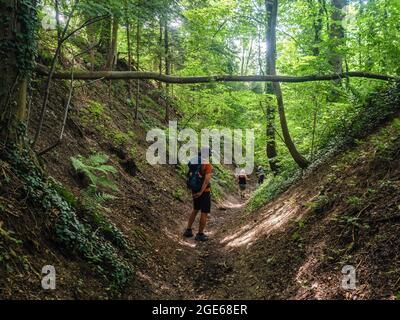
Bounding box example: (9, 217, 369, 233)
(1, 0, 399, 173)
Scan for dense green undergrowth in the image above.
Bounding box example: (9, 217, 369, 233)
(2, 147, 135, 292)
(247, 82, 400, 213)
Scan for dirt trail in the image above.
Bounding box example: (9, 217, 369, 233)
(173, 181, 263, 299)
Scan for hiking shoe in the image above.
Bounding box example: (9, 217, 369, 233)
(183, 228, 194, 237)
(195, 233, 209, 241)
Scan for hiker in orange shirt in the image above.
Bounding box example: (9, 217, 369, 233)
(183, 147, 213, 241)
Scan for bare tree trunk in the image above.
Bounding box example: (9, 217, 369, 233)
(39, 67, 396, 83)
(32, 2, 78, 147)
(55, 0, 61, 44)
(135, 18, 140, 120)
(240, 38, 246, 75)
(159, 20, 163, 75)
(269, 0, 309, 169)
(156, 19, 163, 91)
(329, 0, 346, 75)
(86, 15, 97, 71)
(257, 28, 263, 74)
(244, 37, 253, 75)
(126, 17, 132, 99)
(105, 16, 119, 71)
(310, 95, 318, 161)
(265, 0, 279, 174)
(164, 19, 170, 122)
(357, 0, 363, 69)
(100, 17, 111, 66)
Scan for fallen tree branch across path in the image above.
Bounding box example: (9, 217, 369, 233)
(36, 64, 398, 83)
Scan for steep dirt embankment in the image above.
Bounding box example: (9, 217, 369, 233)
(202, 117, 400, 300)
(155, 113, 399, 300)
(0, 63, 197, 299)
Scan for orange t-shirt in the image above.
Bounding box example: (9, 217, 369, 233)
(201, 163, 213, 192)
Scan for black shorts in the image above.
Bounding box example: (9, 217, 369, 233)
(193, 192, 211, 214)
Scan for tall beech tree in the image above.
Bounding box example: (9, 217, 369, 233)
(265, 0, 279, 174)
(329, 0, 346, 75)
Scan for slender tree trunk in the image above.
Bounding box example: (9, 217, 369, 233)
(265, 0, 279, 174)
(86, 19, 97, 71)
(55, 0, 61, 44)
(329, 0, 346, 75)
(100, 17, 112, 65)
(156, 19, 163, 91)
(32, 2, 77, 147)
(127, 20, 132, 68)
(269, 0, 309, 169)
(307, 0, 324, 162)
(105, 16, 119, 71)
(126, 14, 136, 121)
(308, 0, 324, 56)
(135, 18, 140, 120)
(257, 29, 264, 75)
(240, 38, 246, 75)
(244, 37, 253, 75)
(164, 20, 170, 77)
(164, 19, 170, 122)
(126, 18, 132, 99)
(310, 95, 318, 161)
(357, 0, 364, 69)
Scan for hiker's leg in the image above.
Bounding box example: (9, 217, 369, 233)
(199, 212, 208, 234)
(187, 209, 199, 229)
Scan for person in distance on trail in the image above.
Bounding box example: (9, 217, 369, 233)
(257, 165, 265, 185)
(183, 146, 213, 242)
(237, 169, 248, 199)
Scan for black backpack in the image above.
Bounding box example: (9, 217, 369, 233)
(187, 157, 203, 192)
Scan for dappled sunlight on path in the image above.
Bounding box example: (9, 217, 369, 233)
(220, 195, 301, 248)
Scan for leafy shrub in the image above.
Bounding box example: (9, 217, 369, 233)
(319, 82, 400, 152)
(108, 130, 135, 146)
(49, 178, 77, 207)
(246, 168, 301, 213)
(86, 100, 106, 118)
(213, 164, 236, 192)
(346, 195, 363, 208)
(79, 100, 110, 129)
(331, 214, 369, 230)
(172, 188, 185, 202)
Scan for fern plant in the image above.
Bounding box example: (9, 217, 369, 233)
(71, 153, 119, 194)
(70, 153, 127, 249)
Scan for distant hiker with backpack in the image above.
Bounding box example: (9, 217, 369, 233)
(237, 169, 247, 199)
(257, 166, 265, 185)
(183, 147, 213, 241)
